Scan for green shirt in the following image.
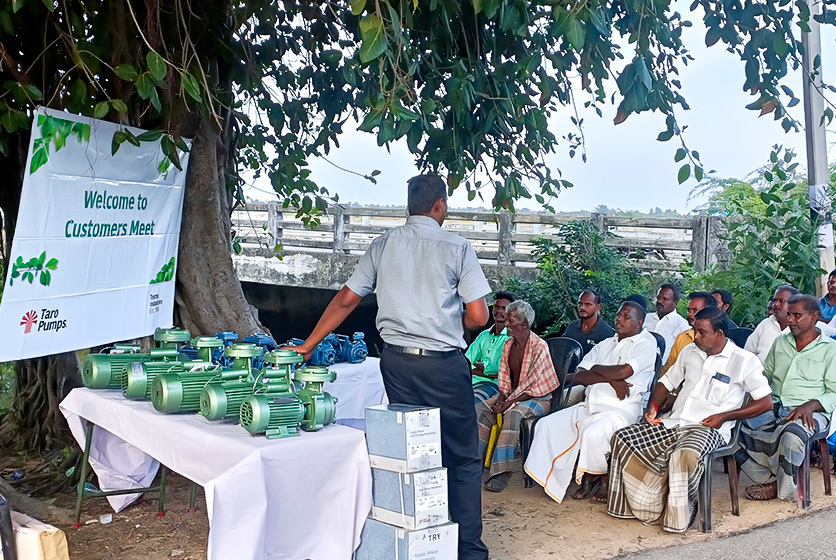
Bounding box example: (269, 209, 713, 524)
(764, 330, 836, 414)
(465, 327, 509, 385)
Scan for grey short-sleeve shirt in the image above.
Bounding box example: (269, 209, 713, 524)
(345, 215, 491, 351)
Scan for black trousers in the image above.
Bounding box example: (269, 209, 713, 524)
(379, 348, 489, 560)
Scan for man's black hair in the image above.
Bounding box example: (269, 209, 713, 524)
(694, 306, 729, 333)
(688, 291, 718, 309)
(407, 175, 446, 216)
(788, 293, 821, 315)
(659, 283, 682, 301)
(829, 268, 836, 279)
(494, 291, 516, 303)
(623, 294, 647, 311)
(775, 283, 800, 297)
(580, 289, 601, 304)
(620, 300, 647, 322)
(712, 289, 733, 310)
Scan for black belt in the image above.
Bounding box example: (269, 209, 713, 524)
(384, 343, 462, 358)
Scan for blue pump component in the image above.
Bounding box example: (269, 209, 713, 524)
(243, 333, 278, 370)
(213, 331, 239, 368)
(334, 332, 368, 363)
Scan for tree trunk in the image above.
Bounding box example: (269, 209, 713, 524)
(175, 114, 262, 338)
(0, 352, 82, 450)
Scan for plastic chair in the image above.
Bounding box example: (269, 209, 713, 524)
(520, 337, 583, 488)
(696, 416, 744, 533)
(798, 426, 832, 509)
(649, 331, 666, 362)
(727, 327, 754, 349)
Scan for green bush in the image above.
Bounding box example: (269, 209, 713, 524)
(508, 220, 668, 334)
(683, 147, 825, 328)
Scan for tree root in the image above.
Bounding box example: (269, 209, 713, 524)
(0, 478, 72, 525)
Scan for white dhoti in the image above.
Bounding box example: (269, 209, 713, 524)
(524, 402, 631, 503)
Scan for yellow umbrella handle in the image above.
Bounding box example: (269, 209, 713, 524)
(484, 412, 504, 469)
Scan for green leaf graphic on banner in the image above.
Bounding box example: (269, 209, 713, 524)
(29, 114, 91, 174)
(9, 252, 57, 286)
(149, 257, 176, 284)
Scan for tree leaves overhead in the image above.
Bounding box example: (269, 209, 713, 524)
(0, 0, 833, 217)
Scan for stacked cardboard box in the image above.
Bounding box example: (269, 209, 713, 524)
(355, 404, 458, 560)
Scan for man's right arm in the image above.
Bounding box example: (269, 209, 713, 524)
(282, 286, 362, 358)
(463, 298, 489, 330)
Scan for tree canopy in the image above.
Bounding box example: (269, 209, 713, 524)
(0, 0, 832, 217)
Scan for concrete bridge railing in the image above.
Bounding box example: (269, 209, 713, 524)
(230, 203, 729, 291)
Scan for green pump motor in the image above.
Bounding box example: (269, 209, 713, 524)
(199, 343, 268, 422)
(153, 343, 263, 414)
(295, 366, 338, 431)
(238, 354, 337, 439)
(122, 336, 223, 399)
(82, 327, 191, 389)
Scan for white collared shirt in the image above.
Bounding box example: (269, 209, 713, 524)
(579, 329, 658, 420)
(745, 315, 783, 364)
(645, 311, 690, 362)
(661, 340, 771, 442)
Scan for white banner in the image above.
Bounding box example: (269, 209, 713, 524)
(0, 107, 190, 361)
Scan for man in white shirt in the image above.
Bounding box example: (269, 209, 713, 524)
(745, 285, 798, 363)
(524, 301, 657, 504)
(607, 307, 772, 533)
(644, 283, 689, 362)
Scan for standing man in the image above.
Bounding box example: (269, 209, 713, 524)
(712, 289, 738, 328)
(661, 291, 718, 374)
(736, 294, 836, 501)
(467, 291, 515, 403)
(563, 289, 615, 356)
(644, 283, 690, 362)
(745, 285, 799, 363)
(286, 175, 491, 559)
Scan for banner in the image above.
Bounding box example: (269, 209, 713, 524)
(0, 107, 190, 361)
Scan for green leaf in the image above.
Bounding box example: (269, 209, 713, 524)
(181, 72, 201, 102)
(39, 270, 50, 286)
(112, 130, 127, 155)
(359, 14, 388, 63)
(677, 164, 690, 184)
(694, 166, 704, 182)
(114, 64, 139, 81)
(111, 99, 128, 113)
(123, 129, 141, 147)
(760, 192, 780, 204)
(562, 11, 586, 51)
(37, 251, 46, 266)
(29, 146, 48, 174)
(349, 0, 366, 15)
(137, 130, 163, 142)
(674, 148, 686, 162)
(46, 258, 58, 270)
(146, 51, 168, 83)
(94, 101, 109, 119)
(474, 0, 501, 18)
(657, 129, 674, 142)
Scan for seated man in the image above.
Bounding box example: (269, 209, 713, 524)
(607, 307, 772, 532)
(466, 291, 515, 403)
(662, 291, 718, 375)
(736, 294, 836, 501)
(712, 289, 738, 329)
(745, 284, 799, 363)
(476, 300, 558, 492)
(563, 289, 615, 356)
(524, 301, 656, 503)
(644, 283, 689, 363)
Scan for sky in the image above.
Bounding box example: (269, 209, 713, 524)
(245, 8, 836, 214)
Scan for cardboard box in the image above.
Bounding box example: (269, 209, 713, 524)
(0, 512, 69, 560)
(365, 405, 442, 472)
(355, 519, 458, 560)
(372, 468, 448, 530)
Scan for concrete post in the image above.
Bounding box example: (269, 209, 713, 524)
(498, 209, 514, 265)
(267, 202, 283, 248)
(332, 206, 350, 254)
(691, 215, 708, 272)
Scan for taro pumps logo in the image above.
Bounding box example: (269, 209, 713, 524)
(20, 310, 37, 334)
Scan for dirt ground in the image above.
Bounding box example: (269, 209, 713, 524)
(3, 453, 836, 560)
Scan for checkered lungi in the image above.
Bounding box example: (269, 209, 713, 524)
(476, 396, 551, 477)
(607, 422, 725, 532)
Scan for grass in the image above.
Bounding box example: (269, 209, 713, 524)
(0, 362, 13, 416)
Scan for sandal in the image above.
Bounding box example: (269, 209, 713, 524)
(571, 478, 601, 500)
(745, 482, 778, 501)
(590, 481, 609, 504)
(485, 474, 509, 492)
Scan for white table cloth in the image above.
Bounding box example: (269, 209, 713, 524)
(60, 388, 372, 560)
(326, 358, 387, 429)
